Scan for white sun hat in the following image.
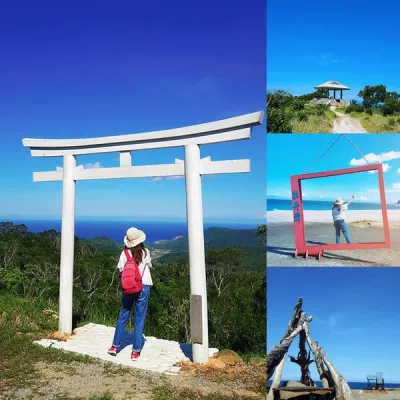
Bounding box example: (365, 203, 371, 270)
(124, 227, 146, 248)
(335, 198, 344, 205)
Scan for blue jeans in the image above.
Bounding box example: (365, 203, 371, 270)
(334, 219, 351, 244)
(112, 285, 151, 353)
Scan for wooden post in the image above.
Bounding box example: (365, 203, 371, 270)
(267, 354, 287, 400)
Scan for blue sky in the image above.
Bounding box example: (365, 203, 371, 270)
(268, 268, 400, 382)
(267, 134, 400, 204)
(0, 0, 265, 224)
(267, 0, 400, 99)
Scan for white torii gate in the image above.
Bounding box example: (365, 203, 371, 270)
(22, 111, 263, 363)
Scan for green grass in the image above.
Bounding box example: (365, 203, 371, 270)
(292, 110, 336, 133)
(0, 293, 96, 392)
(152, 384, 261, 400)
(349, 112, 400, 132)
(0, 292, 265, 399)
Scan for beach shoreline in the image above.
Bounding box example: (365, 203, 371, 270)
(267, 210, 400, 224)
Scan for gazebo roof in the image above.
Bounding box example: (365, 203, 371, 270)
(314, 80, 350, 90)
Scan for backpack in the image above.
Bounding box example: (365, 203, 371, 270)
(120, 249, 146, 295)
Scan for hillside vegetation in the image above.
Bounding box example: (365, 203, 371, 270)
(267, 89, 336, 133)
(0, 222, 266, 355)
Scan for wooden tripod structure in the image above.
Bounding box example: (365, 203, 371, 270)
(267, 299, 354, 400)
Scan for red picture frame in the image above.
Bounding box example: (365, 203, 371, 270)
(290, 164, 390, 259)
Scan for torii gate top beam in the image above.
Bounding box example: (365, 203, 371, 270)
(22, 111, 263, 158)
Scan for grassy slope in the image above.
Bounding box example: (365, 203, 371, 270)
(0, 293, 265, 400)
(292, 110, 336, 133)
(349, 112, 400, 132)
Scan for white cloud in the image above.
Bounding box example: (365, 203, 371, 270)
(350, 151, 400, 166)
(393, 182, 400, 190)
(302, 192, 308, 198)
(152, 175, 184, 182)
(369, 187, 400, 194)
(82, 162, 101, 169)
(56, 162, 101, 171)
(319, 195, 324, 199)
(368, 163, 390, 173)
(359, 196, 368, 201)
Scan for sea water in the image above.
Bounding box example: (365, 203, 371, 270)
(266, 199, 400, 211)
(0, 219, 256, 244)
(267, 380, 400, 389)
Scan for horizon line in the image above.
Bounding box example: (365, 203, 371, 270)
(0, 216, 263, 225)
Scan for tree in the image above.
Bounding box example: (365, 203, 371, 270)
(256, 224, 266, 247)
(206, 246, 243, 296)
(358, 85, 387, 108)
(381, 97, 400, 116)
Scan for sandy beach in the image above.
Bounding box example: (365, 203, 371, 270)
(353, 389, 400, 400)
(267, 214, 400, 266)
(267, 210, 400, 224)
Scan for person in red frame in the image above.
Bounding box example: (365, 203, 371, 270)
(332, 195, 355, 244)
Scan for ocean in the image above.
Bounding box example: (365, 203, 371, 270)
(266, 199, 400, 211)
(267, 381, 400, 389)
(0, 219, 257, 244)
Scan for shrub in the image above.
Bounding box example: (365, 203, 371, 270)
(381, 98, 400, 116)
(297, 111, 308, 122)
(384, 118, 397, 129)
(267, 108, 292, 133)
(345, 104, 365, 114)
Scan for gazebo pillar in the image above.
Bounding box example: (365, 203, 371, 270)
(340, 90, 343, 100)
(333, 89, 336, 100)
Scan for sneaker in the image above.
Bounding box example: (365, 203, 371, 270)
(131, 351, 140, 361)
(108, 345, 118, 356)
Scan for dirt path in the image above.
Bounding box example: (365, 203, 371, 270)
(2, 358, 265, 400)
(331, 109, 367, 133)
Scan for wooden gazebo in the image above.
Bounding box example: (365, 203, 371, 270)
(314, 80, 350, 101)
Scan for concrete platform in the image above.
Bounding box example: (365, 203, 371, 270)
(33, 323, 218, 375)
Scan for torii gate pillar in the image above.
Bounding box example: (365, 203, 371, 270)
(59, 154, 77, 335)
(184, 144, 208, 363)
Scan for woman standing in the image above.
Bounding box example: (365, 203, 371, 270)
(108, 227, 152, 360)
(332, 195, 355, 244)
